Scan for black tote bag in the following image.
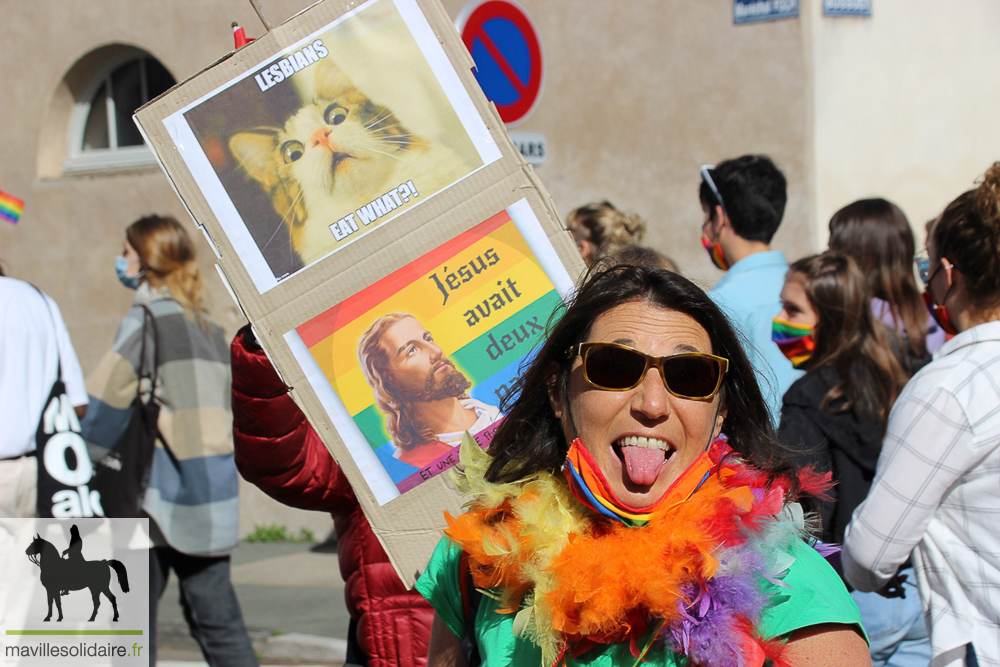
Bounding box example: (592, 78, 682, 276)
(32, 286, 97, 518)
(35, 364, 97, 517)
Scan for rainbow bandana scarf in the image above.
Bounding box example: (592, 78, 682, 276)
(771, 318, 815, 369)
(562, 437, 715, 526)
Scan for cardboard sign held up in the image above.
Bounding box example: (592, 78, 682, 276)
(134, 0, 582, 585)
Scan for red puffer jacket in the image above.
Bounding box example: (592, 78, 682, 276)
(230, 328, 432, 667)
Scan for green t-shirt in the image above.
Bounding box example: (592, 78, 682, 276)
(416, 535, 863, 666)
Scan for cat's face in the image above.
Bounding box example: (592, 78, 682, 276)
(230, 88, 413, 206)
(226, 59, 470, 266)
(228, 76, 421, 263)
(276, 90, 413, 202)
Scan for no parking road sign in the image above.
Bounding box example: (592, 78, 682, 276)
(458, 0, 544, 127)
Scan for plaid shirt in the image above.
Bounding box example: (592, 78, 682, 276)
(82, 283, 238, 556)
(844, 321, 1000, 667)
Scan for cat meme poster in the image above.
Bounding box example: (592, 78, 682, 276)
(136, 0, 582, 582)
(167, 0, 500, 291)
(283, 201, 574, 505)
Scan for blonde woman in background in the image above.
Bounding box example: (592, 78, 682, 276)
(596, 242, 680, 274)
(565, 201, 646, 266)
(82, 215, 257, 666)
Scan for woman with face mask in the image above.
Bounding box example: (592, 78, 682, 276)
(845, 163, 1000, 667)
(83, 215, 257, 666)
(774, 253, 922, 667)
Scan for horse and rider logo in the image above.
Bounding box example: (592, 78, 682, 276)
(25, 525, 129, 622)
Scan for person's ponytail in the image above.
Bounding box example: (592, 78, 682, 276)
(934, 162, 1000, 311)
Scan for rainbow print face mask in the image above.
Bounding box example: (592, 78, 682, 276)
(701, 235, 729, 271)
(771, 318, 815, 369)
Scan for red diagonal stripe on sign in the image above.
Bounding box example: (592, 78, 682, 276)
(475, 22, 528, 96)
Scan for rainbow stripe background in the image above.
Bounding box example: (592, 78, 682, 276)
(296, 210, 561, 487)
(0, 189, 24, 224)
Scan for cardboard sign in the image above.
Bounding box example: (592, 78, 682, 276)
(134, 0, 582, 585)
(288, 201, 572, 504)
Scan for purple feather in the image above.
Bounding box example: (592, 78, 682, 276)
(811, 539, 841, 558)
(663, 545, 773, 667)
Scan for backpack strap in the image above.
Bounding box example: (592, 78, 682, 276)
(28, 284, 64, 384)
(458, 550, 483, 667)
(137, 304, 164, 395)
(136, 305, 180, 470)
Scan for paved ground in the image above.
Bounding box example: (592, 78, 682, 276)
(156, 542, 350, 665)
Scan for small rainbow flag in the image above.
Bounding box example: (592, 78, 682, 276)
(0, 189, 24, 224)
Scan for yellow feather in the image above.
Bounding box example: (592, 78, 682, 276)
(512, 606, 533, 638)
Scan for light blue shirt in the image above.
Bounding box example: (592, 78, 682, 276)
(708, 250, 801, 426)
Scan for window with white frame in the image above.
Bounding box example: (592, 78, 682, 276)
(64, 51, 175, 173)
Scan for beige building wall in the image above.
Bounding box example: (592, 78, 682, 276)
(2, 0, 313, 364)
(1, 0, 997, 532)
(440, 0, 813, 287)
(807, 1, 1000, 248)
(0, 0, 332, 539)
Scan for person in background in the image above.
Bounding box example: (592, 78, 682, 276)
(421, 264, 868, 667)
(844, 163, 1000, 667)
(231, 326, 433, 667)
(774, 253, 927, 667)
(827, 198, 944, 374)
(565, 200, 646, 266)
(699, 155, 799, 425)
(81, 215, 256, 666)
(0, 265, 88, 517)
(596, 242, 680, 274)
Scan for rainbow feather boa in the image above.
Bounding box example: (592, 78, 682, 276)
(445, 434, 832, 667)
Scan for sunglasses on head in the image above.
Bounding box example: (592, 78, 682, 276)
(567, 342, 729, 401)
(700, 164, 729, 222)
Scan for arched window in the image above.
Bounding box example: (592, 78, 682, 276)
(63, 49, 175, 173)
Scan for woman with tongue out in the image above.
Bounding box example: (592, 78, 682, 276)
(416, 264, 869, 667)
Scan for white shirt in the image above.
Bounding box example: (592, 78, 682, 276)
(0, 278, 88, 458)
(435, 398, 502, 445)
(843, 321, 1000, 667)
(392, 398, 502, 461)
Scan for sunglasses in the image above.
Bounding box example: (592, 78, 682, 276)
(700, 164, 729, 222)
(567, 342, 728, 401)
(914, 248, 931, 284)
(914, 248, 952, 285)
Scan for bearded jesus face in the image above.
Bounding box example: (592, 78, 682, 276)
(380, 316, 471, 402)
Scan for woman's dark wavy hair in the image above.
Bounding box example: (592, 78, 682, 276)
(485, 264, 799, 494)
(790, 253, 908, 430)
(828, 198, 929, 359)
